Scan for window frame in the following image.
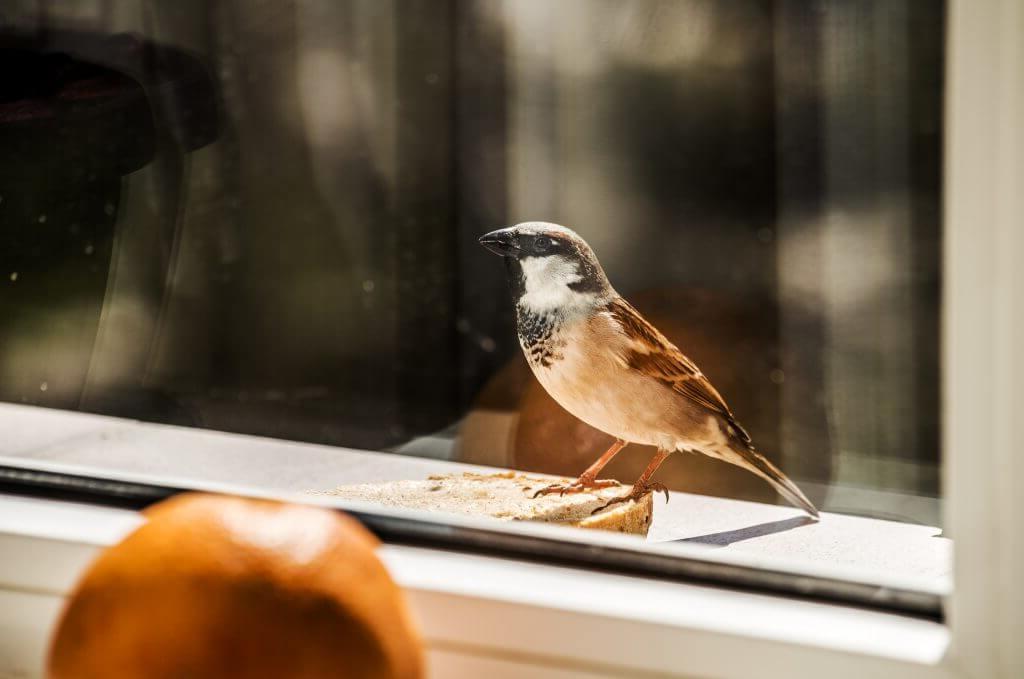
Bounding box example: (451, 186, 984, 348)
(942, 0, 1024, 676)
(0, 0, 1021, 676)
(0, 493, 954, 679)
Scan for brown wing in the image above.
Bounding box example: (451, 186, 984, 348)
(604, 298, 751, 444)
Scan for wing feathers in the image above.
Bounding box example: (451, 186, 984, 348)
(604, 298, 750, 443)
(603, 297, 815, 517)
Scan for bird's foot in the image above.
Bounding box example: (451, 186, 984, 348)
(531, 477, 620, 499)
(591, 481, 670, 515)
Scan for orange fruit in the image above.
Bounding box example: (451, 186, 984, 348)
(48, 493, 424, 679)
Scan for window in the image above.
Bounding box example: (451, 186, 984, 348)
(1, 1, 948, 615)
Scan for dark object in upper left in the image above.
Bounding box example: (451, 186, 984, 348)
(0, 29, 219, 419)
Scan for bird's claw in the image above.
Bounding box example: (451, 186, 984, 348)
(590, 482, 670, 515)
(648, 481, 670, 504)
(531, 478, 619, 499)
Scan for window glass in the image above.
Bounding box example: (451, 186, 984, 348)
(0, 0, 946, 607)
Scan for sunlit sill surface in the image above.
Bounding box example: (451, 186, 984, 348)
(0, 402, 950, 590)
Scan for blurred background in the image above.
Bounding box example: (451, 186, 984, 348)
(0, 1, 943, 523)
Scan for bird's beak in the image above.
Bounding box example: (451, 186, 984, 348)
(478, 228, 520, 257)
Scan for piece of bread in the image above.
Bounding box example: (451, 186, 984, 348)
(312, 472, 653, 536)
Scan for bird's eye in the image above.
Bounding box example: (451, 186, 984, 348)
(534, 236, 553, 253)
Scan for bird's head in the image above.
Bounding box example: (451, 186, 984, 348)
(479, 222, 613, 314)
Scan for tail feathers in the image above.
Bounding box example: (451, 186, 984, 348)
(735, 447, 819, 519)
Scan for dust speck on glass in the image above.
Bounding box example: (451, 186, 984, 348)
(0, 0, 944, 586)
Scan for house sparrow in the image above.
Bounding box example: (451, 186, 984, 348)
(479, 222, 819, 518)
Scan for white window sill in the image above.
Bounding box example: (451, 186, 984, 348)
(0, 493, 951, 679)
(0, 403, 955, 677)
(0, 402, 950, 590)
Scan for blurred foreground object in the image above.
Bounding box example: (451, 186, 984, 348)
(315, 472, 653, 535)
(47, 494, 424, 679)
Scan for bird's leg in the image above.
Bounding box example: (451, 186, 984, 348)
(591, 450, 671, 514)
(532, 439, 629, 498)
